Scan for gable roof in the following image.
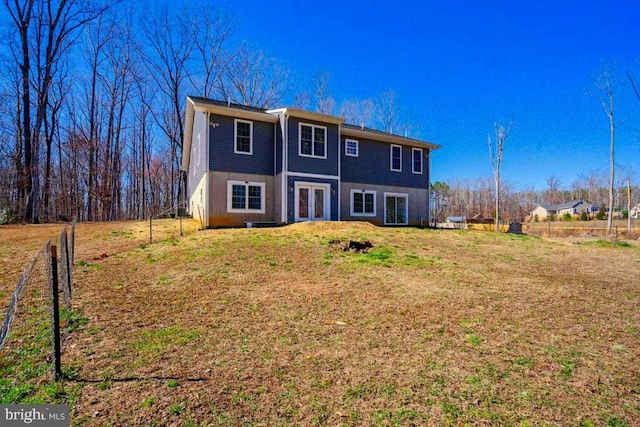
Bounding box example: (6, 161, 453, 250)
(557, 200, 591, 210)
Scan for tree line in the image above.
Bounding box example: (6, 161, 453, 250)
(431, 170, 639, 224)
(0, 0, 414, 224)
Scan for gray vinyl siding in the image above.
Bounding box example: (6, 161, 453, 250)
(341, 136, 430, 189)
(188, 111, 208, 199)
(286, 176, 339, 223)
(275, 117, 284, 174)
(209, 114, 275, 176)
(287, 118, 339, 176)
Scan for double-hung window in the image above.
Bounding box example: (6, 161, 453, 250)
(345, 139, 359, 157)
(227, 181, 265, 213)
(350, 190, 376, 217)
(390, 145, 402, 171)
(234, 119, 253, 155)
(412, 148, 423, 174)
(299, 123, 327, 158)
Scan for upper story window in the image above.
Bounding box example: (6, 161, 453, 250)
(234, 119, 253, 155)
(412, 148, 423, 174)
(390, 144, 402, 171)
(299, 123, 327, 158)
(345, 139, 359, 157)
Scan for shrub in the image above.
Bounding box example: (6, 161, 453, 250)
(0, 208, 18, 225)
(548, 214, 556, 222)
(580, 211, 588, 221)
(622, 209, 629, 219)
(562, 212, 572, 221)
(534, 214, 539, 222)
(595, 208, 606, 220)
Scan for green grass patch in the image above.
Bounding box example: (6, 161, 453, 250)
(135, 327, 200, 357)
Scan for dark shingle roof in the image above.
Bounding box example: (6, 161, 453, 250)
(342, 123, 424, 143)
(187, 96, 269, 113)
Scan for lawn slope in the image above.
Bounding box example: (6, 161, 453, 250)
(21, 222, 640, 425)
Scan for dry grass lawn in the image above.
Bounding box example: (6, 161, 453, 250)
(2, 220, 640, 426)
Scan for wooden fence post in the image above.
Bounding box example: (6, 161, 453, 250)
(49, 244, 62, 381)
(149, 215, 153, 245)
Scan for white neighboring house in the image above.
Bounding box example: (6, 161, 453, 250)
(531, 200, 592, 220)
(531, 204, 557, 220)
(630, 203, 640, 219)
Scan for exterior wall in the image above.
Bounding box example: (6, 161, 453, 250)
(208, 171, 275, 227)
(558, 202, 592, 216)
(209, 114, 275, 176)
(286, 175, 339, 223)
(189, 172, 207, 226)
(341, 136, 430, 189)
(188, 111, 208, 201)
(274, 172, 284, 223)
(287, 117, 339, 177)
(340, 182, 429, 226)
(531, 206, 553, 219)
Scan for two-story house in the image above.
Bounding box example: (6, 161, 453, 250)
(181, 96, 440, 227)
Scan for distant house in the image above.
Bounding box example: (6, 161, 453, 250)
(446, 216, 466, 223)
(531, 204, 558, 220)
(467, 214, 492, 224)
(630, 203, 640, 219)
(531, 200, 592, 220)
(556, 200, 592, 216)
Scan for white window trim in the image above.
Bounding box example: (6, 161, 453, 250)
(298, 122, 328, 159)
(294, 181, 331, 222)
(345, 139, 359, 157)
(234, 119, 253, 155)
(384, 192, 409, 225)
(350, 189, 376, 217)
(412, 147, 423, 174)
(226, 180, 266, 213)
(390, 144, 402, 172)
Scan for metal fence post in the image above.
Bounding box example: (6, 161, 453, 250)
(49, 244, 62, 381)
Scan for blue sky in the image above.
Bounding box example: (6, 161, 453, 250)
(214, 0, 640, 191)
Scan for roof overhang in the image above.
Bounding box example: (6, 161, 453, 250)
(341, 127, 441, 150)
(267, 108, 345, 125)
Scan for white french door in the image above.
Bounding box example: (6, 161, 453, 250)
(295, 182, 330, 222)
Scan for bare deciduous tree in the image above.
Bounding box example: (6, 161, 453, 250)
(592, 64, 617, 234)
(142, 6, 194, 211)
(340, 98, 374, 127)
(312, 71, 335, 115)
(487, 121, 512, 231)
(220, 44, 290, 109)
(188, 9, 234, 98)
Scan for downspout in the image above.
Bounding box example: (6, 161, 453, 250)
(427, 149, 431, 226)
(205, 112, 210, 228)
(273, 119, 277, 221)
(281, 112, 288, 223)
(337, 124, 341, 221)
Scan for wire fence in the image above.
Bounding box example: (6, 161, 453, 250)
(0, 221, 76, 381)
(148, 201, 189, 244)
(523, 223, 640, 240)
